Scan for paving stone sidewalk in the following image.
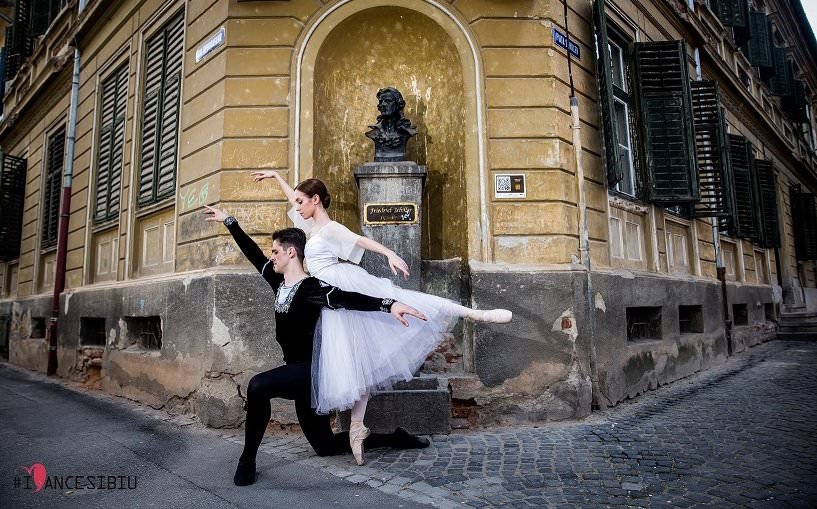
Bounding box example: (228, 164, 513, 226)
(225, 340, 817, 508)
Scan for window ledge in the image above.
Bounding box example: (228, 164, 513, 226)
(609, 194, 648, 215)
(135, 197, 175, 219)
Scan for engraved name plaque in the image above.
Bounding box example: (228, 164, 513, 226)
(363, 202, 418, 225)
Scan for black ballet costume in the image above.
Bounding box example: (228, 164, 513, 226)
(224, 218, 427, 486)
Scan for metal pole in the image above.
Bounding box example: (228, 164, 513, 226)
(46, 1, 86, 375)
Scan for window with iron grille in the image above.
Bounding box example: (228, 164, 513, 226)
(791, 185, 817, 261)
(41, 126, 65, 250)
(137, 10, 184, 209)
(95, 64, 128, 223)
(0, 154, 28, 261)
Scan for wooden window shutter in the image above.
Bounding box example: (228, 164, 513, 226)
(41, 126, 65, 249)
(4, 0, 33, 82)
(94, 64, 128, 223)
(30, 0, 52, 36)
(750, 159, 779, 248)
(791, 186, 817, 261)
(591, 0, 624, 187)
(712, 0, 749, 28)
(633, 41, 699, 205)
(727, 134, 755, 240)
(137, 11, 184, 208)
(782, 80, 808, 124)
(0, 154, 27, 261)
(742, 11, 772, 69)
(767, 48, 792, 97)
(156, 14, 184, 201)
(689, 81, 736, 221)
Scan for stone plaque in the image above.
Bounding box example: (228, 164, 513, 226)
(363, 202, 418, 225)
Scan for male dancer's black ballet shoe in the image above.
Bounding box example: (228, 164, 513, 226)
(393, 427, 430, 449)
(233, 461, 256, 486)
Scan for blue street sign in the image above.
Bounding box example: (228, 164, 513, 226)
(552, 27, 581, 59)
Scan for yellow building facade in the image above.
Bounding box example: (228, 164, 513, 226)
(0, 0, 814, 428)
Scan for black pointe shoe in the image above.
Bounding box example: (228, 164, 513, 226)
(233, 461, 256, 486)
(394, 427, 430, 449)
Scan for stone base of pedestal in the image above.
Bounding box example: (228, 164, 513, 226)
(354, 161, 427, 291)
(337, 376, 451, 434)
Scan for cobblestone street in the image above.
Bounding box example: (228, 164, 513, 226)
(233, 340, 817, 508)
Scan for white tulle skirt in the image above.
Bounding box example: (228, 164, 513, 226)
(310, 262, 460, 414)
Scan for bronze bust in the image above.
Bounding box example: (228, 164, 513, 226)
(365, 87, 417, 162)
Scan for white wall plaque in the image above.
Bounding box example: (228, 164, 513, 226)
(195, 27, 225, 63)
(494, 174, 526, 199)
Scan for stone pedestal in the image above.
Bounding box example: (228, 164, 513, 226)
(354, 161, 427, 290)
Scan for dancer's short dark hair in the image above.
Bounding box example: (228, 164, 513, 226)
(272, 228, 306, 262)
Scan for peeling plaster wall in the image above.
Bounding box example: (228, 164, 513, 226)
(46, 271, 282, 428)
(593, 273, 777, 406)
(462, 270, 777, 426)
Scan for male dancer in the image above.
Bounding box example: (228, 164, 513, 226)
(203, 205, 430, 486)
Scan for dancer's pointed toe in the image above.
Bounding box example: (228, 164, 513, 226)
(469, 308, 513, 323)
(350, 425, 371, 465)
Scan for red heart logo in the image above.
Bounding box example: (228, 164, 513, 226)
(20, 463, 47, 492)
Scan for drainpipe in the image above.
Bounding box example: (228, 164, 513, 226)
(694, 47, 732, 356)
(563, 1, 601, 409)
(47, 0, 86, 375)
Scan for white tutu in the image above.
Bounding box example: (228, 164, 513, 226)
(287, 208, 461, 414)
(310, 261, 460, 413)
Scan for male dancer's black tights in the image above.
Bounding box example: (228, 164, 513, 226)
(239, 362, 409, 463)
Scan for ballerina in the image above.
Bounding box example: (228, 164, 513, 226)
(251, 170, 512, 465)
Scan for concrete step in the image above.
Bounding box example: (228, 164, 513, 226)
(780, 310, 817, 320)
(338, 376, 450, 435)
(777, 331, 817, 341)
(779, 325, 817, 333)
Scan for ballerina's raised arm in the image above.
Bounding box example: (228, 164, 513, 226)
(251, 171, 410, 279)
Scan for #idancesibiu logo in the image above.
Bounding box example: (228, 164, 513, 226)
(15, 462, 137, 492)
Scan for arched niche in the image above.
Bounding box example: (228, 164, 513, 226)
(293, 0, 488, 262)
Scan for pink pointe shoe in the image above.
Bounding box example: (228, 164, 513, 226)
(350, 425, 370, 465)
(468, 308, 513, 323)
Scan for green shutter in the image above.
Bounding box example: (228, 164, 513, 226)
(782, 80, 808, 124)
(137, 11, 184, 208)
(767, 48, 792, 97)
(742, 11, 772, 69)
(592, 0, 623, 187)
(791, 186, 817, 261)
(751, 159, 779, 248)
(633, 41, 699, 205)
(41, 126, 65, 248)
(29, 0, 51, 36)
(689, 81, 736, 221)
(95, 64, 128, 223)
(727, 134, 755, 240)
(5, 0, 33, 82)
(156, 14, 184, 200)
(712, 0, 749, 28)
(0, 154, 27, 261)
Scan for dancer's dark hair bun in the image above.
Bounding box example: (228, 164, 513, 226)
(295, 178, 331, 210)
